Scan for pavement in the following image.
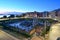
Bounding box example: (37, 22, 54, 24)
(0, 30, 20, 40)
(31, 36, 43, 40)
(31, 32, 44, 40)
(48, 23, 60, 40)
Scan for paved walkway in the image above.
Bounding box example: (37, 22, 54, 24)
(31, 32, 44, 40)
(31, 36, 44, 40)
(0, 30, 20, 40)
(48, 23, 60, 40)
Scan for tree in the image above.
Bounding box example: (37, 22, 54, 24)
(3, 15, 7, 18)
(16, 15, 22, 17)
(9, 14, 15, 18)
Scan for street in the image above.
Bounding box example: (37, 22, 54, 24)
(48, 23, 60, 40)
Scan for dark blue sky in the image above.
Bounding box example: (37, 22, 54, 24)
(0, 0, 60, 12)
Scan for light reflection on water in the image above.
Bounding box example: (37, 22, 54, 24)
(9, 21, 33, 32)
(6, 20, 50, 32)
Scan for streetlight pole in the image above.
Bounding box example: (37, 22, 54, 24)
(43, 20, 47, 40)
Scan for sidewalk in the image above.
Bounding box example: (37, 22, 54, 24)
(0, 30, 20, 40)
(48, 23, 60, 40)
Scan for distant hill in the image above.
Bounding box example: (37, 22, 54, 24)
(53, 8, 60, 11)
(0, 12, 23, 15)
(0, 12, 23, 18)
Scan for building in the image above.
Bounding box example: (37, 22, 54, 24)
(22, 11, 50, 18)
(49, 11, 56, 18)
(24, 11, 38, 18)
(56, 11, 60, 17)
(42, 11, 49, 17)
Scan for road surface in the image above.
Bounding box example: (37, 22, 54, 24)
(0, 30, 20, 40)
(48, 23, 60, 40)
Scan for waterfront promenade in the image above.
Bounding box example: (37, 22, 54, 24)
(0, 30, 20, 40)
(48, 23, 60, 40)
